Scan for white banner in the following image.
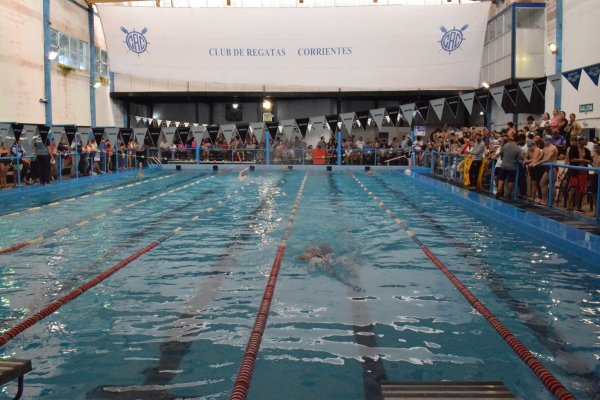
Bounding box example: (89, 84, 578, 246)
(98, 4, 489, 90)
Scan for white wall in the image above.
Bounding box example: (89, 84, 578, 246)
(545, 0, 600, 129)
(0, 0, 121, 127)
(0, 1, 45, 123)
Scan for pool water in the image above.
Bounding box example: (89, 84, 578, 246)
(0, 169, 598, 399)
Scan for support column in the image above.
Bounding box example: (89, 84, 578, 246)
(554, 0, 563, 110)
(89, 6, 96, 127)
(43, 0, 52, 126)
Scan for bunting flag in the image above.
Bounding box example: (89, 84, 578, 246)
(207, 126, 220, 144)
(236, 123, 250, 143)
(490, 86, 505, 107)
(400, 103, 416, 126)
(356, 111, 370, 130)
(266, 122, 279, 141)
(339, 113, 357, 135)
(296, 118, 309, 138)
(105, 127, 120, 146)
(309, 116, 328, 137)
(429, 98, 446, 121)
(547, 73, 561, 93)
(369, 108, 386, 129)
(326, 115, 339, 133)
(505, 85, 518, 106)
(184, 122, 189, 128)
(533, 77, 547, 99)
(475, 91, 489, 111)
(190, 125, 207, 144)
(460, 92, 475, 115)
(518, 80, 534, 102)
(221, 124, 236, 144)
(280, 119, 297, 142)
(160, 126, 177, 146)
(416, 102, 429, 123)
(0, 124, 13, 145)
(134, 128, 148, 147)
(446, 97, 460, 118)
(249, 122, 265, 143)
(583, 63, 600, 86)
(386, 106, 400, 126)
(93, 128, 104, 145)
(120, 129, 132, 144)
(39, 126, 50, 144)
(563, 68, 583, 90)
(22, 125, 38, 153)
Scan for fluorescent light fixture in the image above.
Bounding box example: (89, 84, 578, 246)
(48, 51, 58, 60)
(548, 42, 558, 54)
(482, 81, 490, 89)
(262, 99, 272, 110)
(480, 111, 484, 116)
(232, 103, 239, 109)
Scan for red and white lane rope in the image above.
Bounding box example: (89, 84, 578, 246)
(0, 172, 220, 255)
(230, 173, 308, 400)
(1, 173, 178, 219)
(0, 176, 253, 348)
(350, 174, 575, 400)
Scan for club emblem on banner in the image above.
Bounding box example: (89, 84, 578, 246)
(439, 25, 469, 55)
(121, 26, 149, 55)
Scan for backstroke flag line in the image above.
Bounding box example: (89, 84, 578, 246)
(98, 3, 490, 91)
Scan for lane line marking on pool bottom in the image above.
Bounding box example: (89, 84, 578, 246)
(0, 174, 254, 348)
(0, 172, 179, 220)
(231, 173, 309, 400)
(350, 173, 574, 400)
(0, 173, 219, 256)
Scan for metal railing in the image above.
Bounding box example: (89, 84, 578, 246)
(427, 151, 600, 223)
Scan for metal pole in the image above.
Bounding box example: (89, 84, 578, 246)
(596, 171, 600, 223)
(513, 163, 520, 200)
(265, 131, 270, 165)
(195, 138, 199, 164)
(336, 130, 341, 166)
(547, 165, 555, 209)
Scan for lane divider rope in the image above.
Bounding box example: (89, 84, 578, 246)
(230, 173, 309, 400)
(0, 173, 178, 220)
(0, 173, 218, 255)
(0, 175, 254, 348)
(350, 173, 575, 400)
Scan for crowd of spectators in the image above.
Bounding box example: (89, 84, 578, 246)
(422, 110, 600, 214)
(0, 135, 147, 189)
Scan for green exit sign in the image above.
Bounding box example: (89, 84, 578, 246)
(579, 103, 593, 113)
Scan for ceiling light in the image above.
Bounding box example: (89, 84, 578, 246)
(548, 42, 558, 54)
(482, 81, 490, 89)
(92, 80, 102, 89)
(232, 103, 239, 109)
(262, 99, 272, 110)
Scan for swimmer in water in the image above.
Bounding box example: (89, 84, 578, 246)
(137, 161, 143, 178)
(238, 167, 249, 179)
(297, 244, 362, 292)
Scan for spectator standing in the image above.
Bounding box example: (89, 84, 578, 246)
(467, 132, 485, 188)
(496, 132, 522, 199)
(565, 136, 592, 212)
(564, 113, 582, 144)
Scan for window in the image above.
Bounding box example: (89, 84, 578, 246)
(49, 29, 88, 71)
(95, 47, 109, 77)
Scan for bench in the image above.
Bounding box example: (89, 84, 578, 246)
(0, 359, 32, 400)
(381, 381, 516, 399)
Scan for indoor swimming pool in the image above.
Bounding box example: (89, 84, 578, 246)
(0, 168, 598, 399)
